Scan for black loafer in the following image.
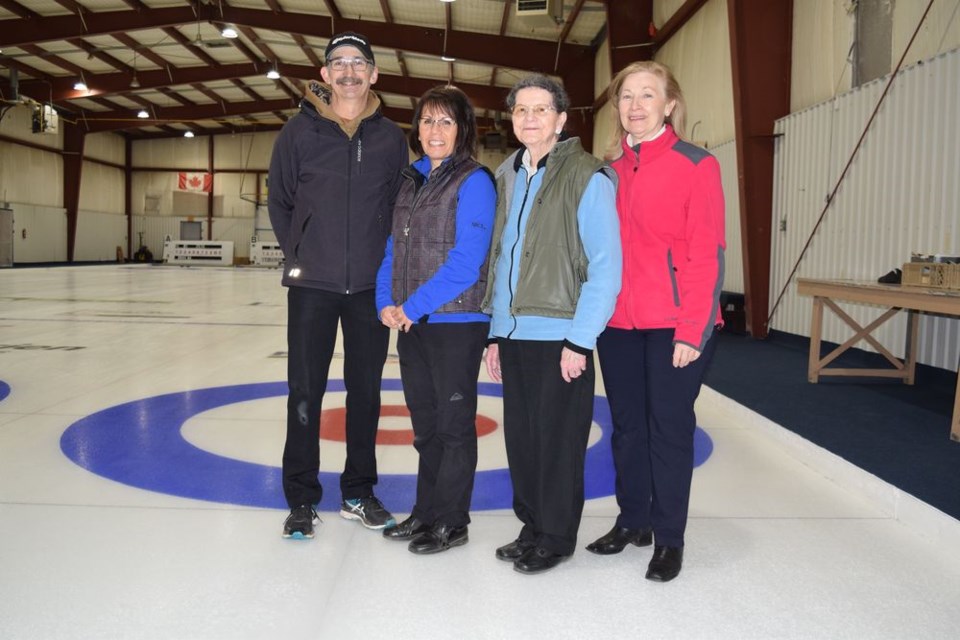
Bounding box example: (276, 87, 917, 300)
(645, 545, 683, 582)
(585, 525, 653, 555)
(383, 515, 430, 541)
(495, 537, 535, 562)
(513, 547, 569, 574)
(408, 523, 468, 554)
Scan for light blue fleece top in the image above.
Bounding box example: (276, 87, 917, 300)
(488, 164, 621, 350)
(375, 155, 496, 324)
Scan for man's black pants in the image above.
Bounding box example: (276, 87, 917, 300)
(282, 287, 388, 508)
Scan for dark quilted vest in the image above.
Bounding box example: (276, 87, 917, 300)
(391, 158, 490, 316)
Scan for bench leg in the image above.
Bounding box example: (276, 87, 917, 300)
(952, 371, 960, 443)
(904, 310, 920, 385)
(808, 296, 823, 383)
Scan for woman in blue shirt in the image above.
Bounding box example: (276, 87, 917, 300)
(375, 86, 496, 554)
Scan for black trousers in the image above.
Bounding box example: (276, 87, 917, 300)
(397, 322, 489, 528)
(282, 287, 389, 508)
(498, 338, 595, 556)
(596, 327, 716, 548)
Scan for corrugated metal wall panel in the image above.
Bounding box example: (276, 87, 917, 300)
(211, 218, 255, 259)
(75, 211, 126, 262)
(771, 48, 960, 371)
(711, 139, 743, 293)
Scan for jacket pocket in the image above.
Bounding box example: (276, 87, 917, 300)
(666, 249, 681, 307)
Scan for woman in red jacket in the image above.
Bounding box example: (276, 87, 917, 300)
(586, 61, 725, 582)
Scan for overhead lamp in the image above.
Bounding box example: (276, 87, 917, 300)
(73, 78, 88, 91)
(130, 50, 140, 88)
(137, 109, 149, 119)
(441, 55, 456, 62)
(220, 25, 239, 39)
(184, 131, 195, 138)
(266, 68, 281, 80)
(439, 0, 456, 3)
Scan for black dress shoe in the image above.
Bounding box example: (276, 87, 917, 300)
(585, 525, 653, 555)
(513, 547, 569, 574)
(383, 515, 430, 541)
(645, 545, 683, 582)
(407, 523, 468, 554)
(495, 537, 536, 562)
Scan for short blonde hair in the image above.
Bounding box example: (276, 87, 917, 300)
(605, 61, 687, 160)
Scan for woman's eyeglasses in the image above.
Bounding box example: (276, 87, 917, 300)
(327, 57, 371, 72)
(511, 104, 556, 118)
(419, 117, 456, 130)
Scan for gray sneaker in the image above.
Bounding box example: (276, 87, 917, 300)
(339, 496, 396, 530)
(282, 504, 318, 540)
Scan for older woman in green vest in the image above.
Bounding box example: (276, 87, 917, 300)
(482, 74, 622, 574)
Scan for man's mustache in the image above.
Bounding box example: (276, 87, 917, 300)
(336, 77, 363, 86)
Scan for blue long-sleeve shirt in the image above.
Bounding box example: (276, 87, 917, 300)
(376, 156, 496, 323)
(489, 168, 621, 350)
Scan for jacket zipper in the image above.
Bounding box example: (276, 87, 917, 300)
(344, 136, 354, 293)
(506, 173, 534, 339)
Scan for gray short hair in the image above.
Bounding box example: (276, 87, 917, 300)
(505, 74, 570, 114)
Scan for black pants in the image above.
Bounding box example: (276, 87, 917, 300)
(498, 339, 595, 556)
(397, 322, 488, 528)
(282, 287, 389, 508)
(597, 327, 716, 548)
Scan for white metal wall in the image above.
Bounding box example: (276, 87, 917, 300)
(770, 47, 960, 370)
(75, 211, 126, 262)
(8, 203, 67, 262)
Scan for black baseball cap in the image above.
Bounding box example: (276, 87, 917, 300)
(324, 32, 375, 64)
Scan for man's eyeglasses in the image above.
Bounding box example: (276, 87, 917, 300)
(511, 104, 556, 118)
(327, 57, 372, 72)
(419, 116, 456, 130)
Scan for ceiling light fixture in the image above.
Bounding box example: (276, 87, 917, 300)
(73, 78, 88, 92)
(130, 50, 140, 88)
(266, 67, 281, 80)
(220, 26, 239, 39)
(137, 109, 149, 119)
(441, 55, 456, 62)
(184, 131, 195, 138)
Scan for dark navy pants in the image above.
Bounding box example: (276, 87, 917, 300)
(282, 287, 389, 508)
(597, 327, 716, 548)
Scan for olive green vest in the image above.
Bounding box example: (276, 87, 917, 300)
(481, 137, 616, 318)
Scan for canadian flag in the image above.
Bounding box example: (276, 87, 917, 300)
(178, 172, 212, 192)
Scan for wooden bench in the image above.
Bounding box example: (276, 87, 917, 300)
(796, 278, 960, 442)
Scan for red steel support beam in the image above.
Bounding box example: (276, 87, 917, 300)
(62, 121, 85, 262)
(207, 135, 214, 240)
(23, 65, 509, 113)
(727, 0, 792, 338)
(607, 0, 653, 75)
(125, 136, 132, 260)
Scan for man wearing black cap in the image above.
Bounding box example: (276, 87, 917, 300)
(268, 31, 408, 540)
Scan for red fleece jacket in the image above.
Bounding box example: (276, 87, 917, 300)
(608, 126, 725, 350)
